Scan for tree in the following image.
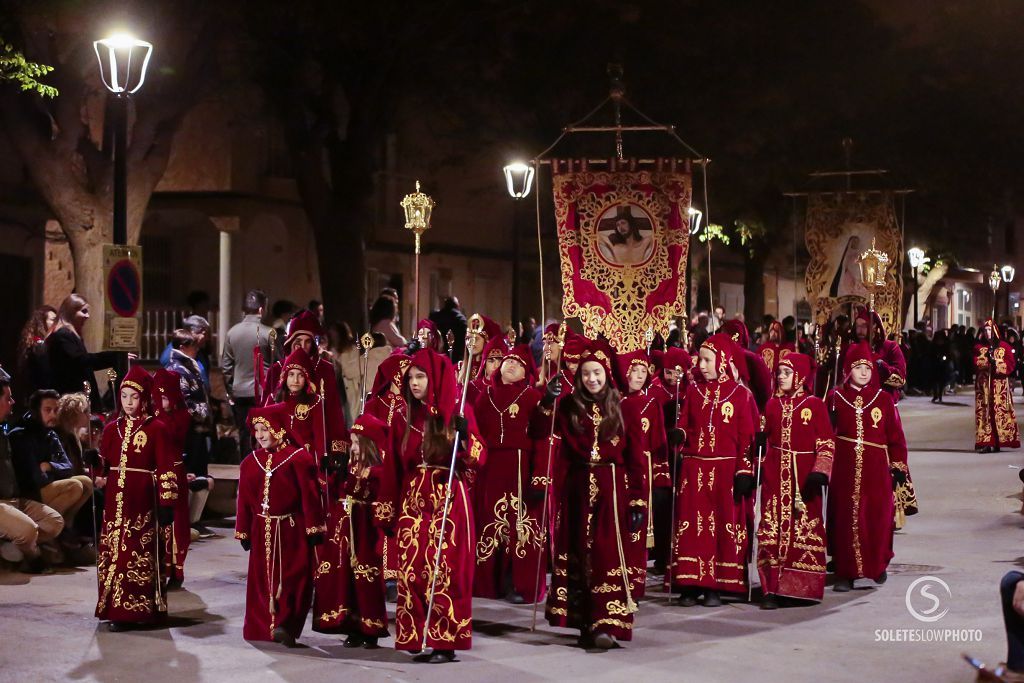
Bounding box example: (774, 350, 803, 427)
(0, 0, 222, 346)
(0, 40, 56, 97)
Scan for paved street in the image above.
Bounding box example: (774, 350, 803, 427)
(2, 394, 1021, 683)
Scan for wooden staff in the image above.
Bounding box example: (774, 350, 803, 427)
(530, 322, 566, 631)
(421, 317, 482, 651)
(666, 366, 683, 603)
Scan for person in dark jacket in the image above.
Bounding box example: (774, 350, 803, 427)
(429, 296, 469, 362)
(45, 294, 125, 411)
(8, 390, 93, 543)
(0, 370, 64, 571)
(160, 315, 212, 389)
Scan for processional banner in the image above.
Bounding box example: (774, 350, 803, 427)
(552, 159, 691, 352)
(804, 192, 904, 334)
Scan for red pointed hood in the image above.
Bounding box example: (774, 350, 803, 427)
(407, 348, 459, 423)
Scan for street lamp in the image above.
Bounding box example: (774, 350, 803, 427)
(684, 206, 703, 316)
(1002, 265, 1016, 323)
(503, 162, 535, 326)
(989, 264, 1002, 320)
(907, 247, 927, 328)
(94, 33, 152, 246)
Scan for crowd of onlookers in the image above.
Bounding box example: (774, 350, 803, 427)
(903, 322, 1024, 400)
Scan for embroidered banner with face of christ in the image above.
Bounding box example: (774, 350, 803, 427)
(552, 159, 692, 352)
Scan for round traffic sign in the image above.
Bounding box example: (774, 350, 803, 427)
(106, 258, 141, 317)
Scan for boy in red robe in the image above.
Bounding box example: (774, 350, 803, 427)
(974, 319, 1020, 453)
(235, 404, 325, 646)
(671, 334, 756, 607)
(757, 353, 834, 608)
(95, 366, 178, 631)
(151, 368, 191, 588)
(472, 344, 545, 603)
(826, 341, 908, 592)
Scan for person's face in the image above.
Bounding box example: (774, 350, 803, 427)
(566, 360, 579, 375)
(580, 361, 607, 395)
(0, 387, 13, 423)
(983, 326, 993, 341)
(349, 437, 361, 460)
(663, 367, 678, 388)
(615, 219, 630, 236)
(855, 319, 868, 340)
(408, 367, 429, 401)
(500, 358, 526, 384)
(470, 334, 486, 356)
(74, 304, 90, 329)
(484, 355, 502, 378)
(286, 369, 307, 394)
(851, 363, 873, 387)
(253, 422, 280, 450)
(698, 348, 718, 381)
(544, 338, 561, 362)
(294, 334, 314, 356)
(777, 366, 795, 393)
(627, 364, 648, 392)
(45, 310, 56, 329)
(161, 395, 172, 412)
(714, 307, 724, 319)
(120, 388, 142, 418)
(315, 305, 324, 319)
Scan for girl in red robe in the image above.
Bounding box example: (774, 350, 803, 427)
(974, 319, 1020, 452)
(616, 349, 669, 596)
(313, 413, 391, 646)
(757, 353, 834, 608)
(151, 368, 192, 588)
(826, 341, 908, 591)
(546, 345, 647, 650)
(235, 404, 325, 645)
(472, 344, 546, 603)
(385, 348, 486, 663)
(670, 334, 756, 607)
(96, 366, 178, 631)
(466, 335, 509, 407)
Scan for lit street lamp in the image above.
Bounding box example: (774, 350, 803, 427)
(503, 162, 535, 327)
(94, 33, 153, 246)
(685, 206, 703, 314)
(989, 264, 1002, 320)
(1001, 264, 1016, 322)
(907, 247, 927, 328)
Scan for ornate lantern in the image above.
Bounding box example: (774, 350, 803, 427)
(990, 265, 1002, 294)
(503, 162, 535, 200)
(857, 238, 891, 345)
(93, 34, 153, 94)
(400, 180, 435, 323)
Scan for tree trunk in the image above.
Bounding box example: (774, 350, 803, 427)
(65, 219, 109, 351)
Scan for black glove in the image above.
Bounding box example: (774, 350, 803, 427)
(800, 471, 829, 501)
(890, 468, 907, 490)
(630, 509, 645, 533)
(733, 473, 756, 501)
(83, 448, 100, 468)
(404, 339, 423, 355)
(1018, 468, 1024, 485)
(652, 487, 672, 508)
(451, 414, 469, 435)
(240, 538, 251, 552)
(667, 428, 685, 448)
(307, 532, 325, 547)
(157, 506, 175, 527)
(541, 377, 562, 407)
(188, 476, 209, 493)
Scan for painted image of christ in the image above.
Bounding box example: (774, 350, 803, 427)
(827, 231, 870, 299)
(596, 204, 655, 266)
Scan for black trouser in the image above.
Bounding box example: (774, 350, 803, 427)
(232, 397, 256, 457)
(1002, 571, 1024, 672)
(652, 487, 673, 568)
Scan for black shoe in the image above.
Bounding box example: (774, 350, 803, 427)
(702, 591, 722, 607)
(980, 447, 993, 454)
(875, 570, 888, 585)
(385, 580, 398, 603)
(833, 578, 853, 592)
(576, 632, 594, 648)
(761, 594, 779, 610)
(593, 632, 615, 650)
(427, 649, 456, 664)
(192, 524, 215, 539)
(166, 576, 183, 590)
(506, 591, 526, 605)
(344, 634, 364, 648)
(652, 562, 667, 576)
(825, 559, 835, 573)
(272, 627, 297, 647)
(678, 594, 698, 607)
(108, 621, 131, 632)
(362, 637, 379, 649)
(995, 447, 1002, 453)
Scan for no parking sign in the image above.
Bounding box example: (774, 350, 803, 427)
(102, 244, 143, 351)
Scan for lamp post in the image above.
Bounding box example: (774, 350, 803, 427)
(857, 238, 890, 347)
(907, 247, 927, 328)
(503, 162, 535, 327)
(1001, 264, 1015, 322)
(94, 34, 153, 246)
(400, 181, 435, 325)
(989, 264, 1002, 321)
(684, 206, 703, 317)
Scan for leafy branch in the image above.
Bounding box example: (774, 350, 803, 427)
(1, 41, 57, 98)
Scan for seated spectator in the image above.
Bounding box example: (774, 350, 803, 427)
(54, 392, 103, 541)
(0, 369, 63, 572)
(998, 570, 1024, 681)
(8, 389, 93, 547)
(167, 330, 216, 539)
